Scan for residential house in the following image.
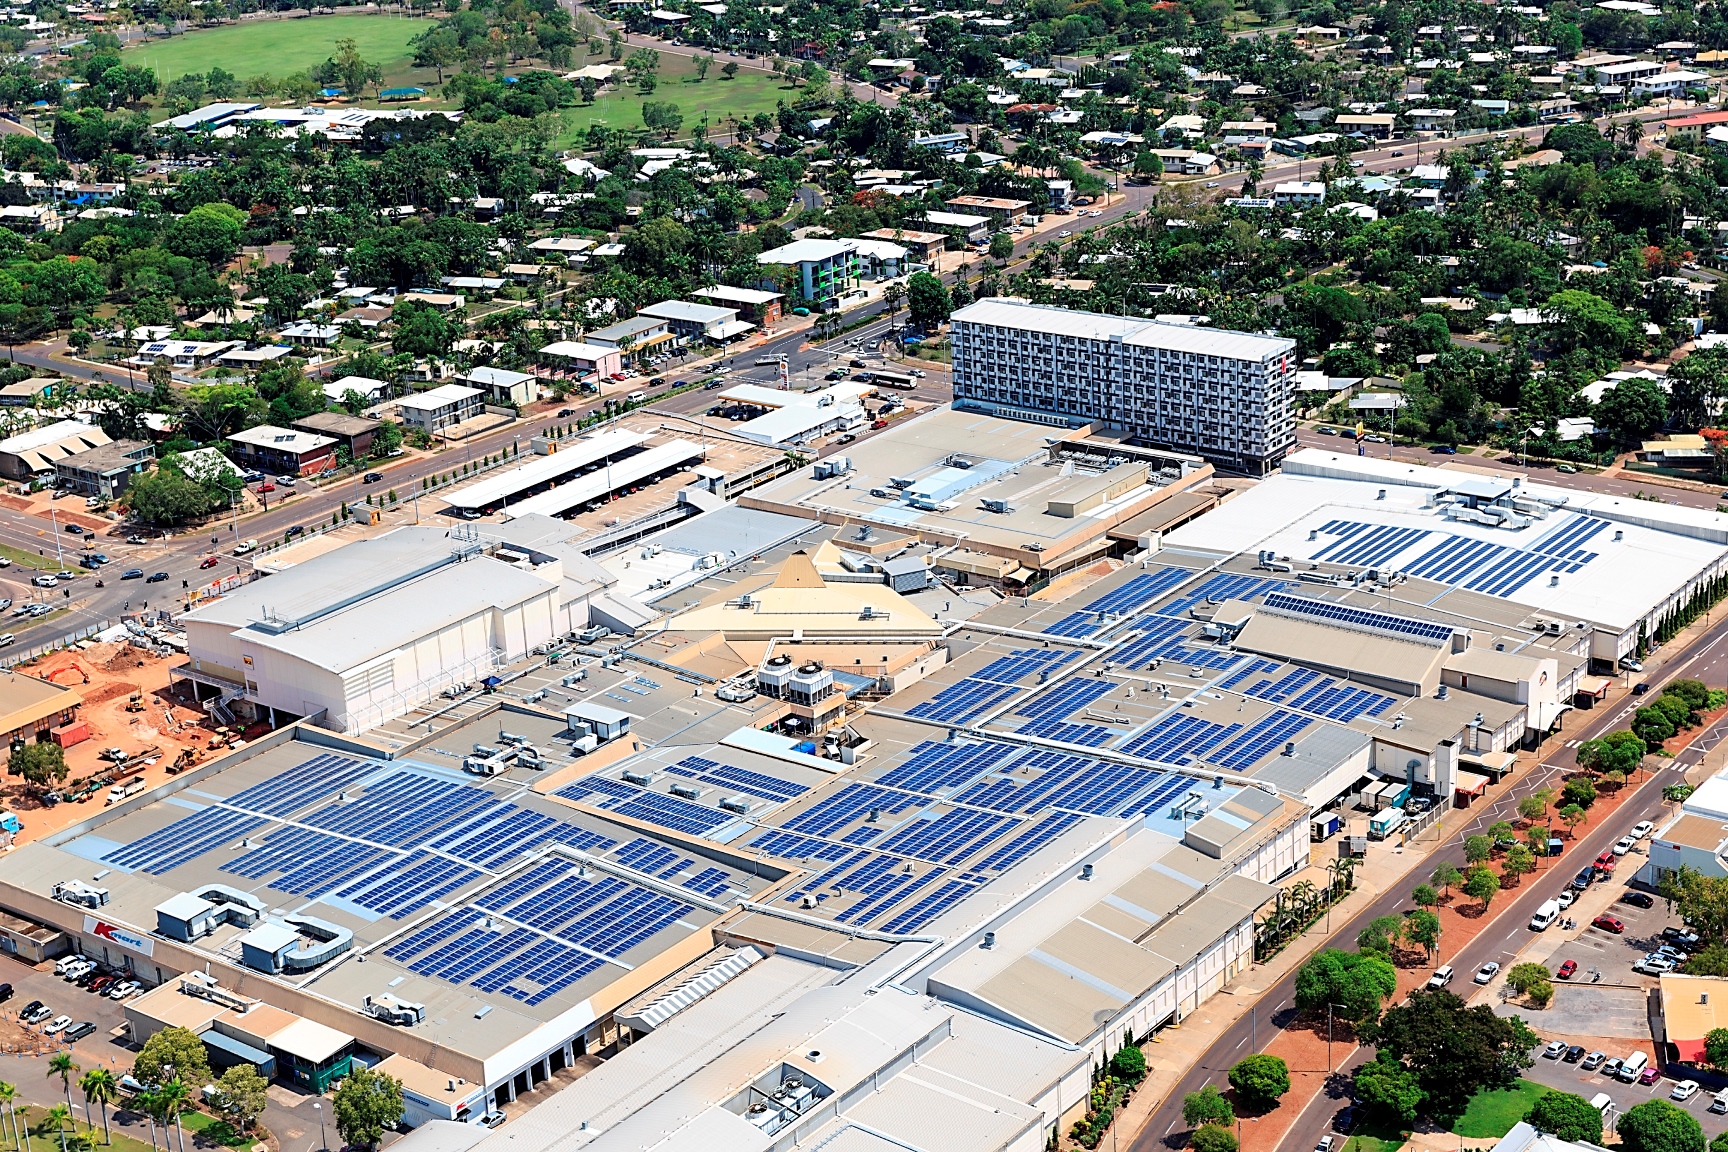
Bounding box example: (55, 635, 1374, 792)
(396, 384, 485, 434)
(462, 367, 540, 407)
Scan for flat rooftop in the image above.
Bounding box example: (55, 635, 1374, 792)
(11, 729, 769, 1063)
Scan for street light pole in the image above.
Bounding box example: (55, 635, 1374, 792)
(314, 1102, 326, 1152)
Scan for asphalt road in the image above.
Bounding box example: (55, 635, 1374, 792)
(1130, 617, 1728, 1152)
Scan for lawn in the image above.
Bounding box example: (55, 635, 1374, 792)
(123, 14, 430, 84)
(556, 54, 798, 143)
(1452, 1080, 1550, 1139)
(180, 1110, 255, 1148)
(0, 543, 57, 569)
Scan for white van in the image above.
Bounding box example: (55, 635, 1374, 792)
(627, 390, 647, 403)
(1618, 1051, 1650, 1082)
(1530, 900, 1561, 931)
(1710, 1090, 1728, 1114)
(1591, 1093, 1615, 1116)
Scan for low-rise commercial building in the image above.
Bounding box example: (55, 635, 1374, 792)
(54, 439, 155, 498)
(0, 421, 111, 481)
(226, 426, 338, 477)
(397, 385, 484, 434)
(291, 412, 382, 460)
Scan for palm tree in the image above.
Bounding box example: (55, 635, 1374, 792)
(135, 1093, 159, 1152)
(14, 1105, 29, 1152)
(153, 1082, 190, 1152)
(77, 1073, 115, 1147)
(44, 1057, 77, 1135)
(882, 282, 906, 326)
(0, 1083, 19, 1151)
(43, 1106, 69, 1152)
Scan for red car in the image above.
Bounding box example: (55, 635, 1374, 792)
(256, 482, 275, 493)
(198, 557, 219, 569)
(1593, 913, 1625, 934)
(1556, 959, 1578, 979)
(1596, 850, 1616, 871)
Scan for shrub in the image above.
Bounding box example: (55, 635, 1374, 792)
(1190, 1125, 1239, 1152)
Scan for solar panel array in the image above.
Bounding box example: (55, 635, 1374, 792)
(1312, 514, 1610, 598)
(907, 647, 1076, 724)
(1262, 592, 1454, 643)
(1226, 664, 1396, 722)
(1116, 706, 1312, 771)
(739, 734, 1210, 934)
(1014, 677, 1121, 745)
(1041, 567, 1196, 638)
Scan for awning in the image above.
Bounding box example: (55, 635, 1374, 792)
(1462, 750, 1517, 775)
(1004, 567, 1035, 583)
(1577, 675, 1612, 699)
(200, 1029, 277, 1076)
(1455, 770, 1489, 796)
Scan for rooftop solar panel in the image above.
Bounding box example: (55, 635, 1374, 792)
(1262, 592, 1454, 642)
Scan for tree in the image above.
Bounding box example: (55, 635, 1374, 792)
(1619, 1100, 1705, 1152)
(721, 61, 738, 79)
(46, 1103, 70, 1152)
(1182, 1084, 1234, 1129)
(1463, 866, 1500, 910)
(1190, 1125, 1238, 1152)
(152, 1081, 189, 1152)
(1518, 794, 1548, 824)
(1546, 290, 1639, 359)
(905, 271, 951, 329)
(332, 1067, 403, 1151)
(1661, 866, 1728, 946)
(1412, 884, 1438, 909)
(1598, 376, 1669, 445)
(989, 232, 1014, 260)
(1559, 803, 1587, 837)
(212, 1066, 266, 1135)
(126, 469, 216, 526)
(1404, 910, 1441, 959)
(1562, 777, 1597, 810)
(1134, 150, 1164, 179)
(1503, 844, 1537, 885)
(332, 38, 383, 100)
(79, 1069, 116, 1146)
(1293, 948, 1397, 1023)
(1464, 835, 1492, 865)
(10, 742, 66, 790)
(133, 1027, 211, 1092)
(1578, 731, 1647, 775)
(1432, 862, 1463, 896)
(1110, 1045, 1147, 1081)
(1526, 1091, 1604, 1143)
(1228, 1055, 1289, 1111)
(1507, 963, 1550, 996)
(1353, 1053, 1423, 1126)
(641, 100, 683, 139)
(1361, 989, 1539, 1124)
(163, 202, 244, 265)
(46, 1055, 77, 1134)
(1358, 914, 1403, 955)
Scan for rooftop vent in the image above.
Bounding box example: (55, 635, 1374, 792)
(981, 931, 996, 949)
(1080, 863, 1094, 881)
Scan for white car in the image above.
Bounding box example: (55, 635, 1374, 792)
(52, 954, 87, 976)
(1426, 965, 1454, 989)
(42, 1015, 71, 1034)
(1633, 821, 1655, 839)
(30, 575, 55, 588)
(1474, 961, 1501, 985)
(1057, 230, 1073, 238)
(1557, 890, 1575, 909)
(1673, 1080, 1702, 1102)
(107, 980, 140, 1000)
(1635, 955, 1677, 974)
(1205, 180, 1221, 188)
(1613, 835, 1636, 856)
(62, 960, 95, 981)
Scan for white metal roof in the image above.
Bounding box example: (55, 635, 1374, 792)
(502, 440, 705, 520)
(445, 430, 651, 510)
(226, 425, 336, 453)
(397, 384, 482, 412)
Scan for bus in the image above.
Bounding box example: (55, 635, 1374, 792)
(870, 371, 917, 390)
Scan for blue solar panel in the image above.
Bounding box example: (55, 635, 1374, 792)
(1210, 709, 1312, 770)
(102, 808, 265, 874)
(222, 752, 377, 817)
(663, 756, 807, 803)
(1313, 524, 1431, 567)
(554, 777, 732, 836)
(878, 878, 977, 934)
(336, 850, 480, 918)
(777, 783, 921, 837)
(683, 867, 732, 897)
(875, 740, 1016, 793)
(1157, 573, 1287, 619)
(384, 911, 478, 961)
(1263, 592, 1455, 642)
(975, 811, 1084, 870)
(1018, 678, 1116, 721)
(875, 808, 1021, 865)
(1118, 714, 1242, 763)
(1044, 568, 1197, 637)
(475, 860, 571, 912)
(746, 829, 857, 861)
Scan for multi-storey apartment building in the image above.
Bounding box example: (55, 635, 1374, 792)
(949, 299, 1298, 474)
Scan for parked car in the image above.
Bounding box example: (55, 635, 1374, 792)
(1595, 850, 1617, 871)
(1474, 961, 1501, 985)
(1557, 890, 1575, 909)
(62, 1021, 96, 1042)
(1317, 1139, 1334, 1152)
(1557, 960, 1578, 979)
(17, 999, 43, 1020)
(1634, 954, 1676, 974)
(275, 475, 297, 487)
(1574, 867, 1597, 891)
(107, 981, 140, 1000)
(1593, 914, 1625, 933)
(1674, 1080, 1702, 1102)
(1620, 657, 1644, 672)
(256, 482, 275, 493)
(1426, 965, 1454, 989)
(1565, 1046, 1586, 1063)
(1602, 1058, 1624, 1078)
(1633, 821, 1656, 839)
(1664, 927, 1702, 947)
(479, 1112, 506, 1130)
(1582, 1051, 1606, 1071)
(1622, 891, 1656, 908)
(1543, 1041, 1568, 1059)
(42, 1015, 71, 1034)
(1640, 1066, 1663, 1086)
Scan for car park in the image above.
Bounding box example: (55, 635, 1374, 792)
(1543, 1040, 1568, 1059)
(1474, 962, 1501, 985)
(1557, 960, 1578, 979)
(1426, 965, 1454, 989)
(1582, 1052, 1606, 1071)
(1622, 892, 1655, 908)
(1593, 914, 1625, 933)
(1673, 1080, 1702, 1102)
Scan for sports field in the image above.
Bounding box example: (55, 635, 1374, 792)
(557, 53, 797, 142)
(123, 14, 429, 83)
